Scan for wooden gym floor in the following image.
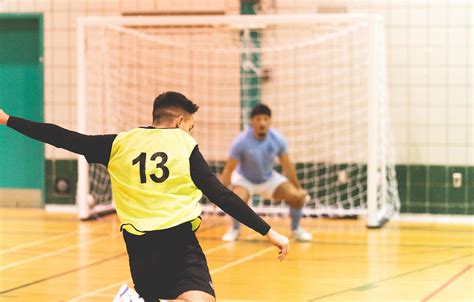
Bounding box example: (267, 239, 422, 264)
(0, 208, 472, 301)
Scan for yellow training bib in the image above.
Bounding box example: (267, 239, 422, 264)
(107, 128, 203, 235)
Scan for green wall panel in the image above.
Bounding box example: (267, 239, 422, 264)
(0, 14, 44, 199)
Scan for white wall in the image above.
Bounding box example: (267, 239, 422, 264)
(259, 0, 472, 166)
(1, 0, 472, 167)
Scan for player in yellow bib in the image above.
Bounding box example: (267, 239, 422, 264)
(0, 91, 289, 302)
(109, 127, 204, 235)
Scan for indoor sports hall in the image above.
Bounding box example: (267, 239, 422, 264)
(0, 1, 472, 301)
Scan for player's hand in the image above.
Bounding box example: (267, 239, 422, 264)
(0, 109, 10, 125)
(266, 228, 289, 261)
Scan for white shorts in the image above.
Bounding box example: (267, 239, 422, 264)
(231, 170, 288, 200)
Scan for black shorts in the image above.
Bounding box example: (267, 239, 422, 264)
(123, 222, 215, 301)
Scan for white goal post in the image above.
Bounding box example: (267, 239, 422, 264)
(76, 14, 400, 227)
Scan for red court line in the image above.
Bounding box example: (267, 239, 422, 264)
(421, 264, 472, 302)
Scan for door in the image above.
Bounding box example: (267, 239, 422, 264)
(0, 14, 44, 206)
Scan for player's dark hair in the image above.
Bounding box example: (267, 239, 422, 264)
(153, 91, 199, 123)
(250, 104, 272, 118)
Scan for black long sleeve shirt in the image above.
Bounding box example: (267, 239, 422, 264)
(7, 116, 270, 235)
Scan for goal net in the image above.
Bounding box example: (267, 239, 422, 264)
(77, 14, 399, 227)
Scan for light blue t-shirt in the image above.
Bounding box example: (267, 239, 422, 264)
(230, 127, 287, 184)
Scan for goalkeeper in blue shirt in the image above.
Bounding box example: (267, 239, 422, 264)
(220, 104, 312, 242)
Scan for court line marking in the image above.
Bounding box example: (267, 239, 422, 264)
(210, 246, 274, 275)
(0, 221, 225, 297)
(0, 231, 84, 255)
(68, 233, 269, 301)
(0, 221, 225, 270)
(67, 243, 236, 302)
(420, 264, 473, 302)
(307, 252, 474, 301)
(69, 279, 128, 302)
(0, 232, 122, 271)
(0, 252, 127, 295)
(0, 218, 121, 255)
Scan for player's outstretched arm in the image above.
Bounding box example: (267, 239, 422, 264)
(189, 146, 290, 260)
(0, 109, 10, 125)
(0, 109, 116, 165)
